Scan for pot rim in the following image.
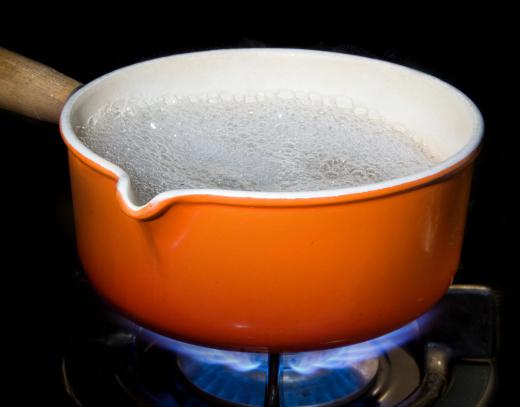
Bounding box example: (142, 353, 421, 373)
(59, 48, 483, 218)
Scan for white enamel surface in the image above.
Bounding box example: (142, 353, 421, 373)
(60, 49, 483, 211)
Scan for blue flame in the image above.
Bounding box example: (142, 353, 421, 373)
(284, 317, 429, 374)
(117, 310, 435, 374)
(116, 319, 266, 371)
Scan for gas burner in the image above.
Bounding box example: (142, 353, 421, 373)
(62, 337, 419, 407)
(177, 353, 379, 406)
(61, 283, 497, 406)
(176, 347, 419, 407)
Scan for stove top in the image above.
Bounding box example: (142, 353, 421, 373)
(60, 271, 497, 407)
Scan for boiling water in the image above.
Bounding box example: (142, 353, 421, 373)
(77, 92, 440, 205)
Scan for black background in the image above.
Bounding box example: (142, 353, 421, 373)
(1, 7, 517, 406)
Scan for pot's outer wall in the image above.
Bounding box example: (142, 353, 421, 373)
(68, 149, 474, 352)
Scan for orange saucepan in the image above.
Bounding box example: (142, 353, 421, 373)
(0, 48, 483, 352)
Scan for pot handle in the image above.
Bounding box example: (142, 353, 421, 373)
(0, 48, 82, 124)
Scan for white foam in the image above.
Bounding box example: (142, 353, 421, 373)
(76, 92, 440, 205)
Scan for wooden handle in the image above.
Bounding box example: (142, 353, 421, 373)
(0, 48, 82, 123)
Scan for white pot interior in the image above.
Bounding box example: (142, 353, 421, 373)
(60, 49, 483, 208)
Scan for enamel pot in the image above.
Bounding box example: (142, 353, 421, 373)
(0, 48, 483, 352)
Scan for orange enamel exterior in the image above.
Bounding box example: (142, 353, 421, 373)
(64, 137, 477, 352)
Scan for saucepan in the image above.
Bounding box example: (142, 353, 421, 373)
(0, 48, 483, 352)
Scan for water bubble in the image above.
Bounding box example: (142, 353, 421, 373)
(277, 90, 294, 100)
(354, 106, 368, 116)
(77, 91, 438, 205)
